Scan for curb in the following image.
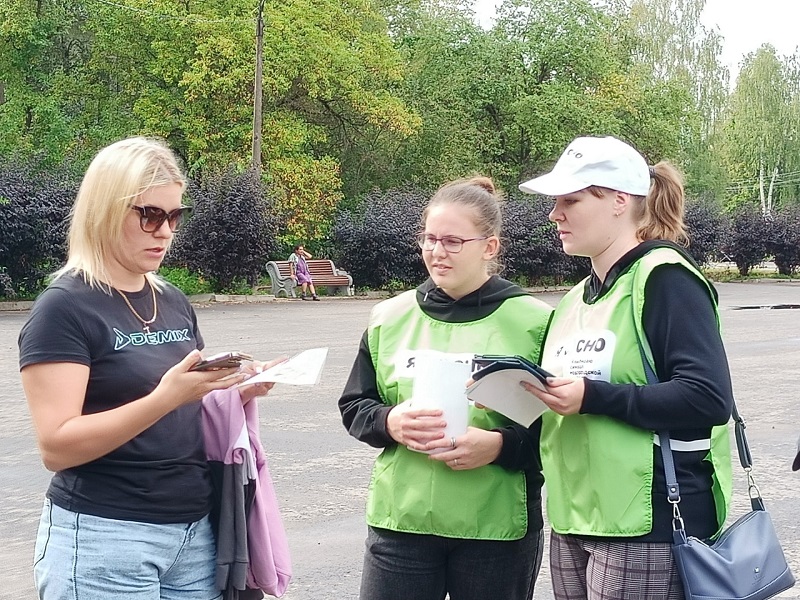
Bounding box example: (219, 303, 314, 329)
(2, 279, 796, 312)
(0, 300, 35, 312)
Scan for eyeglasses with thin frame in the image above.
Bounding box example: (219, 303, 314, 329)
(130, 205, 192, 233)
(415, 233, 489, 253)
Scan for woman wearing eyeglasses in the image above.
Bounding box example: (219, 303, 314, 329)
(17, 137, 273, 599)
(338, 176, 553, 600)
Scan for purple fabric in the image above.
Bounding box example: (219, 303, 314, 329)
(293, 256, 312, 285)
(202, 389, 292, 597)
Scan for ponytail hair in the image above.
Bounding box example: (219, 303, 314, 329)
(635, 160, 687, 244)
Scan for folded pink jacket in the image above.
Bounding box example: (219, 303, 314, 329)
(202, 388, 292, 598)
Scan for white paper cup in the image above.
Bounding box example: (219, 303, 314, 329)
(410, 354, 470, 454)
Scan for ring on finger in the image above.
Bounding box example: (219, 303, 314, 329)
(450, 436, 457, 448)
(453, 458, 459, 467)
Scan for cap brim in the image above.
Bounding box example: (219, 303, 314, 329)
(793, 450, 800, 471)
(518, 172, 588, 196)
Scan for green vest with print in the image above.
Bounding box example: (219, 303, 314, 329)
(366, 290, 552, 540)
(540, 247, 732, 536)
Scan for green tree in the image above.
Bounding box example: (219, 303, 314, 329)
(0, 0, 98, 161)
(625, 0, 730, 197)
(720, 45, 800, 214)
(1, 0, 419, 246)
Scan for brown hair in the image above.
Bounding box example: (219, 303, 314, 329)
(636, 161, 687, 244)
(421, 176, 504, 273)
(423, 176, 503, 237)
(588, 160, 687, 244)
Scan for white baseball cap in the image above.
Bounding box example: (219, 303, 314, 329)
(519, 136, 651, 196)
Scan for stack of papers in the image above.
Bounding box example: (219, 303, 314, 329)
(466, 355, 552, 427)
(237, 347, 328, 387)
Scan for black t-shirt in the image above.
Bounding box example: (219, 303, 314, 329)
(18, 274, 210, 524)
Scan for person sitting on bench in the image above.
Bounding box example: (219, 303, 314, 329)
(288, 244, 320, 301)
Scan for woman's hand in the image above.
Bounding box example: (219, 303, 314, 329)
(238, 357, 288, 404)
(159, 350, 248, 408)
(386, 400, 446, 451)
(426, 427, 502, 470)
(521, 376, 584, 415)
(21, 350, 247, 472)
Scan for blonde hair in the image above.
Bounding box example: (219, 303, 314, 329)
(588, 160, 687, 244)
(54, 137, 186, 290)
(422, 175, 504, 273)
(635, 161, 687, 244)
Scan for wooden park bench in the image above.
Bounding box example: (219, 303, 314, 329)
(265, 259, 354, 298)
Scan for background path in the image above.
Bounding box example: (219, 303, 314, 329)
(1, 281, 798, 599)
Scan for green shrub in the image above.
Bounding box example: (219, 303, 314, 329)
(158, 266, 214, 296)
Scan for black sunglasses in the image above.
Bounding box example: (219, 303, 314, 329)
(130, 205, 192, 233)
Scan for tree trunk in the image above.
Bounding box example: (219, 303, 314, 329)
(766, 165, 778, 217)
(251, 0, 265, 171)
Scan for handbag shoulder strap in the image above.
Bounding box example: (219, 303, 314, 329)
(634, 328, 764, 519)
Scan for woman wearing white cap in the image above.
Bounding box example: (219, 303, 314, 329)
(518, 136, 734, 599)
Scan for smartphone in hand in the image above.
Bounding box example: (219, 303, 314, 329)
(190, 351, 253, 371)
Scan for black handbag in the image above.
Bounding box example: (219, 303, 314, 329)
(658, 406, 795, 600)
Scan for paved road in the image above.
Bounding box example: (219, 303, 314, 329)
(1, 281, 798, 600)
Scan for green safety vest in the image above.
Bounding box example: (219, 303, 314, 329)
(366, 290, 552, 540)
(540, 247, 732, 536)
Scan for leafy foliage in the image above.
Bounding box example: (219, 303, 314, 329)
(719, 45, 800, 213)
(331, 187, 429, 289)
(4, 0, 800, 294)
(270, 155, 343, 245)
(723, 204, 770, 276)
(684, 198, 729, 265)
(0, 157, 75, 298)
(157, 266, 214, 296)
(168, 168, 281, 291)
(769, 205, 800, 275)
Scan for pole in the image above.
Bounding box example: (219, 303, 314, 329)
(251, 0, 265, 170)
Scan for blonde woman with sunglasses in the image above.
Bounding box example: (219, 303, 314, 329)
(18, 137, 273, 600)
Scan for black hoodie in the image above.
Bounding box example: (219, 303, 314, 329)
(338, 275, 548, 530)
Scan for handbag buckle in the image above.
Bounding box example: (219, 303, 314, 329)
(671, 499, 685, 531)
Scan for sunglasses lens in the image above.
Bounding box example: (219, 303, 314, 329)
(140, 208, 166, 232)
(167, 211, 183, 231)
(136, 206, 190, 232)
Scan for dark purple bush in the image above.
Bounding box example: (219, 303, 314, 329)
(723, 204, 769, 276)
(684, 199, 730, 266)
(769, 204, 800, 276)
(0, 158, 75, 298)
(331, 187, 429, 289)
(168, 168, 281, 291)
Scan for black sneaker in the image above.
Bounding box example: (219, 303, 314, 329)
(312, 295, 320, 301)
(301, 295, 311, 301)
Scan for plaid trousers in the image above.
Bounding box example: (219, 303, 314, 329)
(549, 531, 685, 600)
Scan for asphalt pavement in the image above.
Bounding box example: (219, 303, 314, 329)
(1, 281, 798, 600)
